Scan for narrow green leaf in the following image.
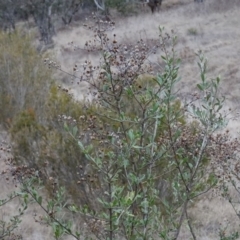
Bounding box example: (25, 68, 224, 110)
(197, 84, 203, 91)
(72, 126, 78, 137)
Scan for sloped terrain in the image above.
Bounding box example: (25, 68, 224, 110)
(1, 0, 240, 239)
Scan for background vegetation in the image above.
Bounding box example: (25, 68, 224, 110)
(0, 0, 145, 46)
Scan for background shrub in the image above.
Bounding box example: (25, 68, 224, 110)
(0, 31, 52, 126)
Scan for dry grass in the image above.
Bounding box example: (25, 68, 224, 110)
(0, 129, 80, 240)
(51, 0, 240, 110)
(1, 0, 240, 239)
(0, 130, 46, 240)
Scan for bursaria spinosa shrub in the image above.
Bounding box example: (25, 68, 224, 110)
(18, 22, 237, 240)
(7, 20, 240, 240)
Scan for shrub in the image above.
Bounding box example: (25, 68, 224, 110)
(187, 28, 198, 36)
(19, 24, 234, 240)
(106, 0, 138, 15)
(0, 140, 29, 239)
(0, 191, 28, 239)
(0, 30, 53, 127)
(3, 19, 238, 240)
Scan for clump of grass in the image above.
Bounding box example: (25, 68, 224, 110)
(187, 27, 198, 36)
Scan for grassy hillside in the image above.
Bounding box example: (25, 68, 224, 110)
(1, 0, 240, 239)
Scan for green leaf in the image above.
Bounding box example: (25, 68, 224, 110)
(64, 122, 69, 131)
(128, 129, 134, 141)
(37, 196, 42, 205)
(197, 84, 203, 91)
(69, 205, 78, 213)
(161, 55, 166, 61)
(77, 140, 84, 149)
(72, 126, 78, 137)
(123, 158, 129, 168)
(132, 145, 142, 149)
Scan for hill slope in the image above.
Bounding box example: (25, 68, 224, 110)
(1, 0, 240, 239)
